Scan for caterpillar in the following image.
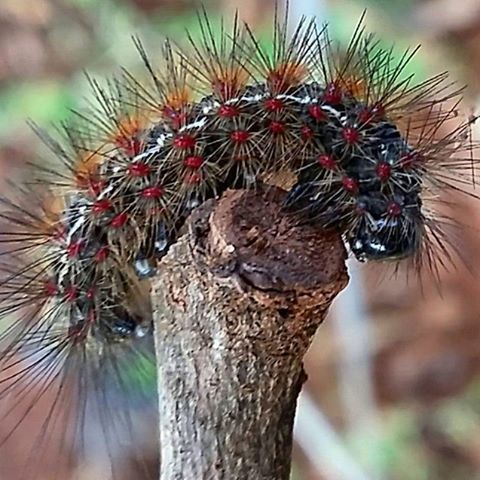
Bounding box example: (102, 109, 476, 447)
(0, 5, 477, 479)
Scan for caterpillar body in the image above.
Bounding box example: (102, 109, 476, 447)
(0, 7, 477, 478)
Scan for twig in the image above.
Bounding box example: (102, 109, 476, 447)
(152, 186, 348, 480)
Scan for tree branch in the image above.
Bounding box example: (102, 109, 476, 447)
(152, 186, 348, 480)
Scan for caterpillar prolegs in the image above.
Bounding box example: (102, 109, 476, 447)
(0, 7, 477, 478)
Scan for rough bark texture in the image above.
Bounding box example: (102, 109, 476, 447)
(152, 186, 348, 480)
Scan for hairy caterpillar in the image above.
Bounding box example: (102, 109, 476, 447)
(0, 5, 477, 479)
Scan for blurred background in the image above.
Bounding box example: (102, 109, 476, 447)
(1, 0, 480, 479)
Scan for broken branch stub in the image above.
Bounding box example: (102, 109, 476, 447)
(153, 186, 348, 480)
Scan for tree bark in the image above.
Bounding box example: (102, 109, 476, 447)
(152, 186, 348, 480)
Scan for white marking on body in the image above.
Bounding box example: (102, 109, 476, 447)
(66, 205, 87, 243)
(157, 133, 167, 147)
(180, 117, 208, 131)
(96, 184, 113, 200)
(321, 104, 342, 119)
(134, 146, 162, 161)
(276, 93, 311, 104)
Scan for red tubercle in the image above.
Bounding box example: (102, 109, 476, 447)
(95, 245, 109, 262)
(88, 178, 106, 197)
(218, 104, 240, 118)
(308, 104, 326, 122)
(342, 176, 359, 194)
(67, 240, 83, 258)
(163, 106, 188, 129)
(112, 116, 144, 157)
(68, 322, 88, 342)
(92, 199, 112, 214)
(85, 288, 95, 300)
(212, 79, 242, 101)
(52, 225, 66, 241)
(162, 106, 176, 119)
(318, 154, 336, 170)
(64, 286, 78, 303)
(371, 103, 385, 119)
(269, 121, 285, 135)
(342, 127, 360, 145)
(116, 136, 142, 157)
(212, 80, 229, 99)
(110, 212, 128, 229)
(301, 125, 314, 140)
(44, 280, 58, 297)
(266, 63, 305, 93)
(141, 186, 164, 199)
(230, 130, 251, 143)
(128, 161, 151, 177)
(324, 83, 343, 105)
(184, 155, 204, 169)
(266, 71, 286, 93)
(264, 98, 284, 112)
(387, 201, 402, 217)
(173, 133, 196, 150)
(358, 103, 385, 124)
(76, 173, 105, 196)
(358, 108, 374, 125)
(376, 162, 392, 182)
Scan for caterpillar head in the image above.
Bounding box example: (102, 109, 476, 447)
(348, 193, 423, 262)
